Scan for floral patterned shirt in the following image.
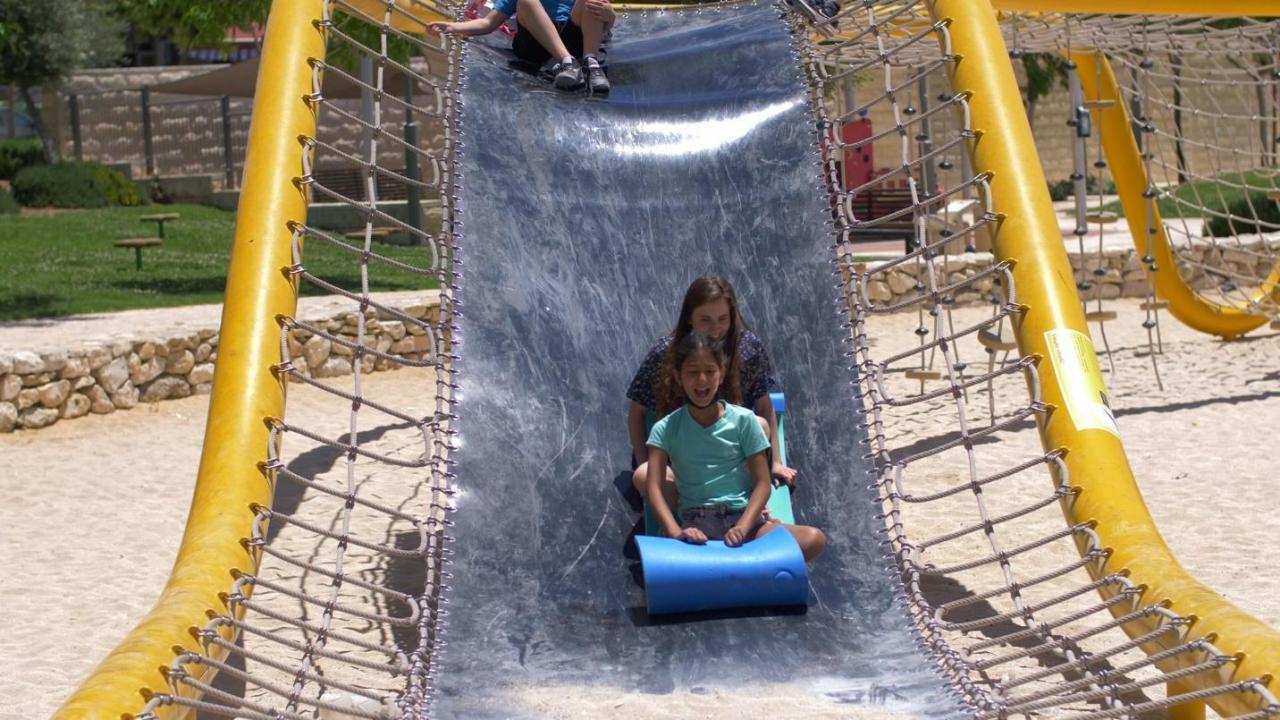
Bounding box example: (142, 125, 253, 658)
(626, 330, 777, 412)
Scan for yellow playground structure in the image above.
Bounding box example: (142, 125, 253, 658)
(54, 0, 1280, 718)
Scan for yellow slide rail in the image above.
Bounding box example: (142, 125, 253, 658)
(990, 0, 1278, 13)
(1073, 51, 1278, 339)
(931, 0, 1280, 716)
(53, 0, 456, 714)
(52, 2, 327, 717)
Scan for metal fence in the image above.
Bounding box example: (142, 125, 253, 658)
(67, 88, 252, 188)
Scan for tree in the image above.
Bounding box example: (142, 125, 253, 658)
(0, 0, 125, 162)
(114, 0, 268, 51)
(1018, 52, 1068, 129)
(115, 0, 414, 70)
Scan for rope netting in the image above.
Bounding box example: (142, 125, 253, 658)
(799, 2, 1279, 717)
(1016, 14, 1280, 326)
(93, 1, 1280, 718)
(136, 1, 464, 717)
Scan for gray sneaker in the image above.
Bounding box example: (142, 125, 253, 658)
(584, 56, 610, 96)
(552, 58, 584, 90)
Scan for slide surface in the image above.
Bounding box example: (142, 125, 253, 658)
(437, 3, 959, 716)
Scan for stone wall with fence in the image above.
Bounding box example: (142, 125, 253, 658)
(47, 60, 449, 192)
(859, 239, 1279, 308)
(9, 237, 1277, 433)
(0, 297, 445, 434)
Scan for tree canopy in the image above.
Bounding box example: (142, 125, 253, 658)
(114, 0, 268, 50)
(0, 0, 125, 161)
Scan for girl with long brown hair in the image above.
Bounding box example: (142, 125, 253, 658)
(626, 276, 797, 505)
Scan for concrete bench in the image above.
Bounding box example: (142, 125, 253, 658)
(113, 237, 163, 270)
(139, 212, 181, 239)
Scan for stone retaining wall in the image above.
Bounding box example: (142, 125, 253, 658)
(863, 241, 1278, 307)
(0, 301, 445, 433)
(4, 239, 1275, 433)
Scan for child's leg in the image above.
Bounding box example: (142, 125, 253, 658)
(631, 462, 678, 511)
(568, 0, 606, 57)
(516, 0, 573, 61)
(751, 521, 826, 562)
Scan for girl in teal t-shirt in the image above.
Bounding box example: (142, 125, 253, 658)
(645, 333, 825, 561)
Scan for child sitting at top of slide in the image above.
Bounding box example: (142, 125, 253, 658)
(645, 333, 825, 560)
(628, 276, 797, 512)
(429, 0, 615, 95)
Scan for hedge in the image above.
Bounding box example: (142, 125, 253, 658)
(11, 161, 147, 209)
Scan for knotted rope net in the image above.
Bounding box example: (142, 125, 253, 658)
(83, 1, 1280, 718)
(1022, 14, 1280, 326)
(137, 1, 464, 716)
(797, 2, 1280, 717)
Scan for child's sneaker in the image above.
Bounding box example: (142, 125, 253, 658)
(552, 58, 584, 90)
(584, 56, 610, 96)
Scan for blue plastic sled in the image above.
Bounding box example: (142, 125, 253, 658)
(636, 392, 808, 615)
(634, 526, 809, 614)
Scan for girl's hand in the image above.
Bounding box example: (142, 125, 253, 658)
(675, 527, 707, 544)
(772, 462, 798, 486)
(428, 21, 455, 35)
(724, 524, 749, 547)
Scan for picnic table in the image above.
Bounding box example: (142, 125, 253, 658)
(139, 212, 181, 239)
(114, 237, 163, 271)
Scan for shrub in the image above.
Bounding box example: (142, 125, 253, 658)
(92, 165, 146, 207)
(1205, 192, 1280, 238)
(1047, 175, 1117, 202)
(0, 188, 18, 215)
(11, 161, 146, 208)
(0, 138, 46, 180)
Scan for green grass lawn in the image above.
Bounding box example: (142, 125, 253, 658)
(0, 204, 442, 321)
(1098, 169, 1279, 219)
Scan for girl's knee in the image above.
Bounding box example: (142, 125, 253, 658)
(755, 415, 769, 435)
(631, 463, 648, 494)
(791, 525, 826, 560)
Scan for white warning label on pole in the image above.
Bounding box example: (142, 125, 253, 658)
(1044, 328, 1119, 436)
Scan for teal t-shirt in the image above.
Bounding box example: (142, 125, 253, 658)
(647, 402, 770, 515)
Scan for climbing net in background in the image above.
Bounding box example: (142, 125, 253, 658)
(1023, 14, 1280, 326)
(136, 1, 464, 717)
(796, 2, 1279, 717)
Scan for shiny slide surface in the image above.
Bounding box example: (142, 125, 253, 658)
(435, 3, 958, 716)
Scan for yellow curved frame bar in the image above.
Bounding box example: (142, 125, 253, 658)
(341, 0, 449, 28)
(1073, 51, 1277, 339)
(931, 1, 1280, 716)
(991, 0, 1280, 14)
(52, 2, 325, 718)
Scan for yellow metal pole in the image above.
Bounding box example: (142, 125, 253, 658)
(930, 1, 1280, 716)
(342, 0, 449, 28)
(52, 1, 325, 717)
(1073, 51, 1267, 339)
(991, 0, 1280, 15)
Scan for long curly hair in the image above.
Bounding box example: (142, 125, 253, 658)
(656, 276, 745, 416)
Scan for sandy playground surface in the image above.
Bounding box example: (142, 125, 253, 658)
(1, 296, 1278, 719)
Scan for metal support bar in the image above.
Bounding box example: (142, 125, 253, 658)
(68, 94, 83, 161)
(403, 75, 423, 241)
(220, 96, 236, 188)
(141, 86, 155, 176)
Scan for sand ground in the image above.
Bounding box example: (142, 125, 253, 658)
(2, 296, 1278, 719)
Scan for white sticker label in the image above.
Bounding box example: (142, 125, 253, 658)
(1044, 328, 1119, 436)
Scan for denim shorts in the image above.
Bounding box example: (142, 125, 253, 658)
(680, 505, 765, 541)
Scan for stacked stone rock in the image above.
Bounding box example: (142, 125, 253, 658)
(0, 301, 444, 433)
(863, 241, 1278, 308)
